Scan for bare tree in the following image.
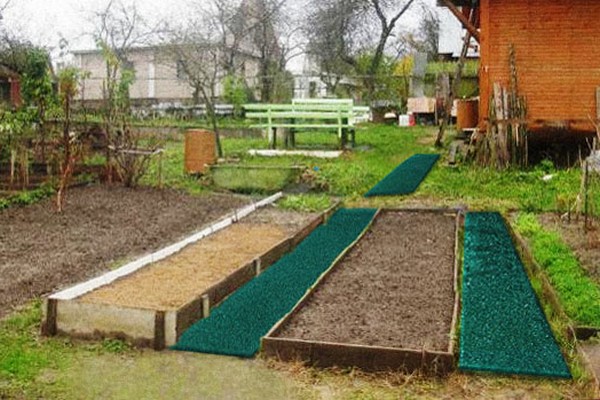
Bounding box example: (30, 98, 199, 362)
(210, 0, 293, 102)
(163, 24, 225, 157)
(306, 0, 417, 101)
(90, 0, 165, 182)
(0, 0, 10, 21)
(304, 1, 358, 94)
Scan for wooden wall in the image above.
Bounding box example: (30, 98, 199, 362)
(479, 0, 600, 133)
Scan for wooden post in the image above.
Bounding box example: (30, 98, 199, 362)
(254, 258, 262, 276)
(338, 109, 344, 149)
(584, 161, 590, 230)
(202, 294, 210, 318)
(158, 151, 164, 189)
(267, 108, 275, 149)
(290, 118, 296, 148)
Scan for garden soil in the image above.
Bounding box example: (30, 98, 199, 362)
(80, 208, 316, 310)
(277, 211, 456, 352)
(0, 185, 249, 319)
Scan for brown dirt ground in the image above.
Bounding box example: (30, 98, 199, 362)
(538, 214, 600, 283)
(0, 185, 249, 319)
(581, 341, 600, 388)
(81, 208, 316, 310)
(277, 211, 457, 352)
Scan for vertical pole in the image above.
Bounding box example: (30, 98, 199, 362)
(158, 151, 164, 189)
(202, 294, 210, 318)
(254, 258, 262, 276)
(584, 161, 590, 230)
(268, 108, 275, 149)
(338, 109, 343, 149)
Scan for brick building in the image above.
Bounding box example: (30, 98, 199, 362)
(440, 0, 600, 134)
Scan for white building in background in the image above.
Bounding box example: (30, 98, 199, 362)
(293, 55, 328, 99)
(72, 44, 264, 106)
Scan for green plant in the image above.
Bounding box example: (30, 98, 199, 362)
(278, 194, 334, 213)
(514, 213, 600, 327)
(0, 184, 56, 210)
(101, 339, 131, 354)
(223, 75, 249, 118)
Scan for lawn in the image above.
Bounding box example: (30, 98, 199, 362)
(147, 124, 593, 213)
(1, 124, 599, 399)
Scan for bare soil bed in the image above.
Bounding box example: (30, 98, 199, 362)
(80, 207, 316, 310)
(0, 185, 248, 319)
(276, 211, 457, 352)
(538, 214, 600, 283)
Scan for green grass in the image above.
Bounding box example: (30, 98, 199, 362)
(213, 125, 591, 212)
(141, 141, 209, 195)
(278, 194, 334, 213)
(514, 214, 600, 328)
(211, 165, 303, 194)
(0, 302, 71, 397)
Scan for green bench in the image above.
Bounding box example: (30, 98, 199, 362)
(244, 100, 370, 149)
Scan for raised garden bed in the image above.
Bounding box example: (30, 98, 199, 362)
(0, 185, 249, 320)
(43, 197, 334, 349)
(263, 209, 461, 375)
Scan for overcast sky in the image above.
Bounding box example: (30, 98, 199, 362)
(1, 0, 453, 70)
(2, 0, 186, 51)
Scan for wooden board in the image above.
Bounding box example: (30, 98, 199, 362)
(262, 209, 461, 375)
(42, 197, 332, 350)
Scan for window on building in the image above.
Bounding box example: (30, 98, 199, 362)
(176, 60, 188, 80)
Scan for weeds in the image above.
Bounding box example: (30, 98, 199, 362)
(514, 213, 600, 328)
(278, 194, 334, 213)
(0, 184, 55, 210)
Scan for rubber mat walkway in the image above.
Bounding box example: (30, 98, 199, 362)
(173, 208, 377, 358)
(459, 212, 571, 378)
(365, 154, 439, 197)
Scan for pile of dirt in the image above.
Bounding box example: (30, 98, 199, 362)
(0, 185, 248, 319)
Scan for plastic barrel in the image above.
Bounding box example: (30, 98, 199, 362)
(185, 129, 217, 174)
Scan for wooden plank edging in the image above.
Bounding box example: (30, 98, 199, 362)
(167, 204, 339, 347)
(263, 208, 381, 341)
(262, 337, 455, 376)
(262, 208, 461, 375)
(43, 193, 283, 338)
(448, 211, 464, 355)
(49, 192, 283, 302)
(508, 221, 600, 387)
(45, 197, 333, 350)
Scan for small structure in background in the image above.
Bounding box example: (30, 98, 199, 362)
(439, 0, 600, 136)
(0, 64, 21, 108)
(245, 99, 370, 150)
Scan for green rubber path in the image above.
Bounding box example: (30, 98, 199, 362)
(172, 208, 377, 358)
(365, 154, 440, 197)
(460, 212, 571, 378)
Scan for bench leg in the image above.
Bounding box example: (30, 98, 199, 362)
(350, 129, 356, 148)
(340, 128, 348, 149)
(269, 128, 277, 149)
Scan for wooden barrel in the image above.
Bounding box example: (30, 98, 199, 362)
(185, 129, 217, 174)
(456, 99, 479, 131)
